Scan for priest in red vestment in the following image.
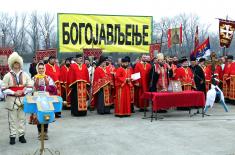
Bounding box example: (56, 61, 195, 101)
(226, 55, 235, 103)
(60, 58, 71, 108)
(124, 56, 135, 113)
(204, 53, 223, 92)
(134, 54, 151, 111)
(175, 57, 195, 91)
(106, 56, 116, 103)
(92, 56, 112, 114)
(223, 55, 233, 99)
(67, 54, 89, 116)
(114, 58, 132, 117)
(45, 56, 61, 117)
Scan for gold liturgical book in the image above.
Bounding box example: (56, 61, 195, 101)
(168, 80, 182, 92)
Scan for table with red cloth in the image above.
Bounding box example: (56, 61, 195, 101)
(142, 91, 206, 121)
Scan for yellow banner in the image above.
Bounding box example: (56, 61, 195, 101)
(58, 13, 152, 53)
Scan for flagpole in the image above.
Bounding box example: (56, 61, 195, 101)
(223, 15, 228, 56)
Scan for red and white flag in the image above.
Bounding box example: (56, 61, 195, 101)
(168, 24, 183, 48)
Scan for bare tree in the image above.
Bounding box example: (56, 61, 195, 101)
(27, 11, 40, 53)
(39, 13, 55, 49)
(0, 13, 13, 47)
(8, 13, 28, 54)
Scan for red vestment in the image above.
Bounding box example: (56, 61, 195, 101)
(106, 64, 116, 101)
(170, 64, 177, 80)
(223, 62, 232, 98)
(67, 63, 89, 113)
(228, 62, 235, 101)
(60, 65, 70, 107)
(204, 64, 223, 92)
(155, 64, 168, 91)
(127, 67, 134, 103)
(45, 63, 61, 96)
(114, 67, 132, 116)
(134, 62, 151, 109)
(92, 66, 112, 108)
(175, 67, 194, 91)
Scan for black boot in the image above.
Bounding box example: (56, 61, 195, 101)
(19, 135, 27, 143)
(9, 137, 15, 145)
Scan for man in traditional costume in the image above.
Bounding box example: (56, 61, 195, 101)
(60, 58, 71, 108)
(67, 54, 90, 116)
(92, 56, 112, 114)
(114, 58, 132, 117)
(134, 54, 151, 111)
(175, 57, 195, 90)
(32, 62, 57, 140)
(45, 56, 61, 117)
(2, 52, 33, 145)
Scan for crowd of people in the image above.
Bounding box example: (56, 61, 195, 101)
(0, 51, 235, 145)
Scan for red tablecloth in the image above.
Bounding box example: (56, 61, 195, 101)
(142, 91, 205, 111)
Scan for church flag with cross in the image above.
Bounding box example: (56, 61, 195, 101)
(219, 19, 235, 48)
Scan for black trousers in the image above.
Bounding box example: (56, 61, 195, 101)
(37, 124, 49, 133)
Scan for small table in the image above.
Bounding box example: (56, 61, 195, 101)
(142, 91, 205, 121)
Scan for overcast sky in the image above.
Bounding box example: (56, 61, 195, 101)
(0, 0, 234, 32)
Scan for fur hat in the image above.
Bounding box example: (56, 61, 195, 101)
(8, 52, 23, 70)
(157, 53, 164, 60)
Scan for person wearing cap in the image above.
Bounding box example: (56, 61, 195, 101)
(60, 58, 71, 109)
(114, 57, 132, 117)
(45, 56, 61, 118)
(175, 57, 195, 90)
(149, 53, 173, 92)
(191, 57, 206, 96)
(67, 54, 89, 116)
(224, 55, 235, 102)
(2, 52, 33, 145)
(92, 56, 112, 114)
(134, 54, 151, 111)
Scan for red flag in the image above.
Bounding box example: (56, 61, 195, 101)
(194, 26, 199, 50)
(219, 19, 235, 48)
(168, 29, 172, 48)
(149, 43, 161, 60)
(168, 24, 182, 48)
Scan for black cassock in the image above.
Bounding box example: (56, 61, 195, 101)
(191, 65, 206, 95)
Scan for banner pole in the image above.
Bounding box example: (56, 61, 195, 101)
(223, 15, 229, 56)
